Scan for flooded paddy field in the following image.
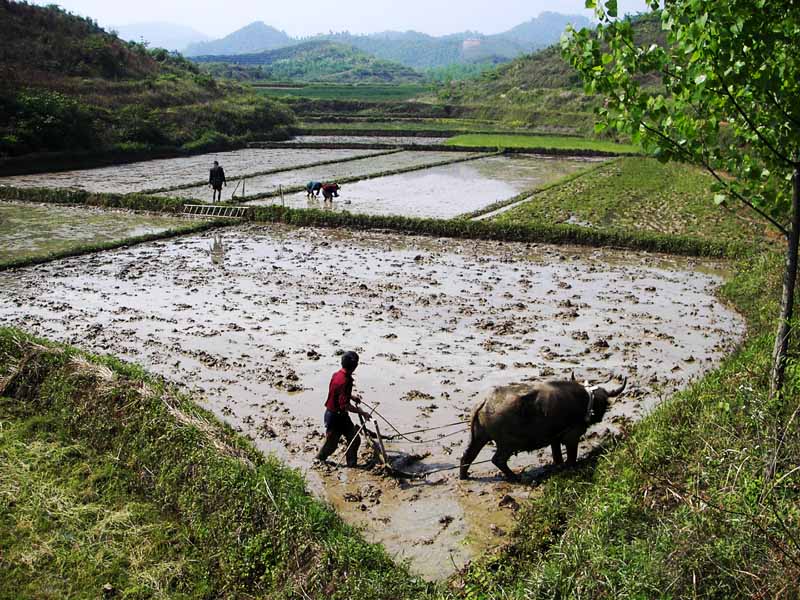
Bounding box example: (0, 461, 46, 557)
(249, 155, 600, 218)
(0, 224, 744, 578)
(285, 135, 452, 146)
(0, 148, 383, 194)
(163, 151, 480, 201)
(0, 201, 185, 264)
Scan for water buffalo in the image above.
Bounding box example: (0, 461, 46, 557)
(459, 377, 626, 481)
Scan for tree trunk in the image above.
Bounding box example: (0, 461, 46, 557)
(770, 167, 800, 397)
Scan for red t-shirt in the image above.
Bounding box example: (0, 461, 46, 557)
(325, 368, 353, 413)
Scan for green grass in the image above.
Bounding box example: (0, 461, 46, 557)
(254, 83, 431, 102)
(446, 134, 640, 154)
(493, 157, 776, 244)
(0, 399, 214, 599)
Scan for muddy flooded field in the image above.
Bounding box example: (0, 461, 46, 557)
(249, 155, 600, 218)
(0, 201, 186, 263)
(0, 224, 744, 579)
(0, 148, 383, 194)
(285, 135, 452, 146)
(162, 151, 480, 201)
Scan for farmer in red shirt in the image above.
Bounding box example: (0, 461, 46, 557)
(315, 351, 371, 466)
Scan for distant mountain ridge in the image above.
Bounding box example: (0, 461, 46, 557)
(184, 21, 292, 56)
(183, 12, 592, 69)
(193, 40, 424, 83)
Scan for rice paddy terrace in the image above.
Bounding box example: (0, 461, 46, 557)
(0, 132, 750, 579)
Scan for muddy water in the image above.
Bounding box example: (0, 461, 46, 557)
(163, 151, 480, 201)
(249, 155, 600, 218)
(285, 135, 452, 146)
(0, 201, 185, 263)
(0, 225, 745, 579)
(0, 149, 382, 194)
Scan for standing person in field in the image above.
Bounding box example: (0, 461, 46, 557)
(315, 351, 372, 467)
(209, 161, 226, 201)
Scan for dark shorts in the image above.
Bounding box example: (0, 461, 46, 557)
(211, 183, 223, 191)
(324, 410, 355, 435)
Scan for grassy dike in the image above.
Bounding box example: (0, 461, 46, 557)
(0, 329, 430, 599)
(0, 187, 190, 214)
(445, 134, 640, 154)
(250, 205, 746, 259)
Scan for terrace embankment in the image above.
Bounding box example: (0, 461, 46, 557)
(0, 224, 745, 579)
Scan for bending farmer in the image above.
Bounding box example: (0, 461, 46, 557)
(209, 161, 226, 201)
(306, 181, 323, 198)
(315, 351, 371, 467)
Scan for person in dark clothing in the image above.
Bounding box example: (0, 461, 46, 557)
(306, 181, 323, 199)
(209, 161, 226, 201)
(315, 351, 371, 467)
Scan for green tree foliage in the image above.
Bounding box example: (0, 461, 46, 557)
(564, 0, 800, 395)
(2, 91, 98, 154)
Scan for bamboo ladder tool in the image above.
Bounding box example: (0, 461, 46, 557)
(182, 204, 249, 219)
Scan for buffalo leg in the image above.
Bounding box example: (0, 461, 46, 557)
(550, 442, 563, 465)
(459, 432, 489, 480)
(566, 442, 578, 464)
(491, 447, 519, 482)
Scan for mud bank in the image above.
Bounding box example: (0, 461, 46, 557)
(0, 148, 383, 195)
(0, 225, 744, 579)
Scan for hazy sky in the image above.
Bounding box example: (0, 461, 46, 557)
(31, 0, 650, 38)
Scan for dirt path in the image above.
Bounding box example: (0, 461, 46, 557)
(0, 225, 745, 579)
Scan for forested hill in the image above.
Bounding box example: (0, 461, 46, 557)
(445, 13, 665, 102)
(0, 0, 158, 83)
(0, 1, 293, 159)
(183, 12, 592, 69)
(193, 41, 424, 83)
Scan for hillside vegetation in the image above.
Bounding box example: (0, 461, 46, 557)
(193, 41, 424, 83)
(184, 12, 592, 69)
(440, 13, 665, 131)
(0, 1, 294, 159)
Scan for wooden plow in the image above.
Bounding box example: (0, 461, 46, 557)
(183, 204, 249, 219)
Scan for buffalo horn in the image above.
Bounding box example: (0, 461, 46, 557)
(605, 377, 627, 397)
